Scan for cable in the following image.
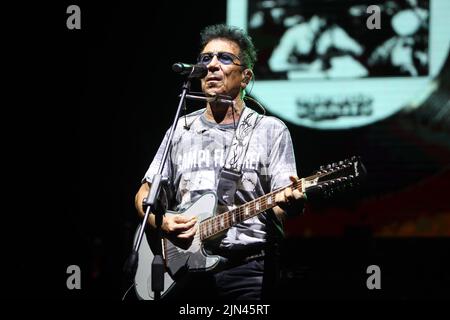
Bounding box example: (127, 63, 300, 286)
(243, 71, 266, 115)
(244, 95, 266, 115)
(121, 283, 135, 301)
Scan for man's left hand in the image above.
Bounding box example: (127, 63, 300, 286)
(274, 176, 306, 217)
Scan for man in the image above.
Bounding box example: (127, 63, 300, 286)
(135, 24, 305, 300)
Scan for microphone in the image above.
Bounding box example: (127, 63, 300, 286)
(172, 63, 208, 79)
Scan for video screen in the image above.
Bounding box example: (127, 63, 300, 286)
(246, 0, 430, 80)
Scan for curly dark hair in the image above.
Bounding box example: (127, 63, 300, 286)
(200, 24, 257, 70)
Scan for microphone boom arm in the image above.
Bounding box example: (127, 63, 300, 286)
(184, 93, 234, 105)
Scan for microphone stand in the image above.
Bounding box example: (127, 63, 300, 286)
(125, 79, 192, 300)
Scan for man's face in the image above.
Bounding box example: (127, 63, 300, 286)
(199, 39, 245, 99)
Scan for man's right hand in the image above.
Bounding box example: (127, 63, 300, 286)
(136, 183, 197, 250)
(162, 215, 197, 250)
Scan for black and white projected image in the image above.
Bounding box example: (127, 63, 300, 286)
(248, 0, 429, 80)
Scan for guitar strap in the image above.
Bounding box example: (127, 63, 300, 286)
(217, 106, 261, 207)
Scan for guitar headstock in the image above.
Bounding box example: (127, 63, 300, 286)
(307, 156, 367, 199)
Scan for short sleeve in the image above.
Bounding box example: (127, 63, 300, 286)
(267, 127, 298, 191)
(142, 129, 173, 184)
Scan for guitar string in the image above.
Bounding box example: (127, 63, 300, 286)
(163, 164, 353, 259)
(164, 165, 352, 259)
(163, 179, 288, 258)
(199, 179, 303, 240)
(199, 164, 351, 240)
(164, 180, 303, 259)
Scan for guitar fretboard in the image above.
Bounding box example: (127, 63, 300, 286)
(199, 180, 303, 241)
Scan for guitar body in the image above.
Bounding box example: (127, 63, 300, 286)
(134, 192, 221, 300)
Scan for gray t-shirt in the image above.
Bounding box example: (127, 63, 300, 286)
(144, 107, 297, 250)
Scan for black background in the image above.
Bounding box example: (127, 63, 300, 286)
(7, 1, 449, 301)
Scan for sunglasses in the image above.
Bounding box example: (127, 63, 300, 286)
(197, 51, 245, 67)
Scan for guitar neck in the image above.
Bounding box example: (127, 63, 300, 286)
(199, 179, 306, 241)
(198, 157, 362, 241)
